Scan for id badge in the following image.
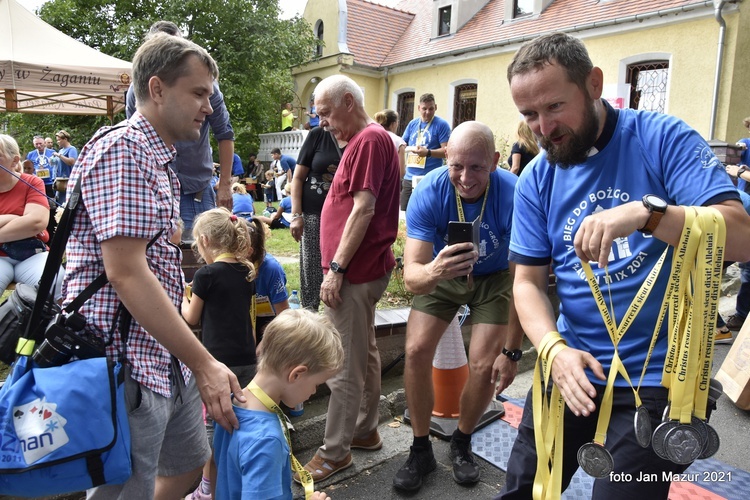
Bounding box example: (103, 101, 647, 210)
(36, 168, 50, 179)
(406, 153, 425, 168)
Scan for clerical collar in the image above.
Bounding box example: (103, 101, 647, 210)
(587, 99, 619, 157)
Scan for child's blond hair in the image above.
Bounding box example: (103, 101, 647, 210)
(232, 182, 248, 195)
(258, 309, 344, 376)
(191, 207, 255, 281)
(265, 170, 274, 180)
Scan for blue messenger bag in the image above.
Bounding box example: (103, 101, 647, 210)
(0, 355, 131, 496)
(0, 143, 135, 495)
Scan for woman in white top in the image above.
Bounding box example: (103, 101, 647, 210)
(374, 109, 406, 180)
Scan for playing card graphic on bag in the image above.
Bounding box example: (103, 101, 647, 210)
(13, 397, 69, 464)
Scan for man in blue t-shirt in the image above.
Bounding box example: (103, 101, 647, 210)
(27, 135, 55, 190)
(26, 135, 57, 236)
(400, 93, 451, 210)
(393, 121, 522, 493)
(270, 147, 296, 201)
(52, 130, 78, 205)
(498, 33, 750, 500)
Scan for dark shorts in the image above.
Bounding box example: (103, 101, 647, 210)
(412, 268, 512, 324)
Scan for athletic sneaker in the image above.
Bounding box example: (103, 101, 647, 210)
(392, 446, 437, 492)
(449, 438, 480, 484)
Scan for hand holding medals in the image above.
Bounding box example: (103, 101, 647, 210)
(577, 207, 725, 478)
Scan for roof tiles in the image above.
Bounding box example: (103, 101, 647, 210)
(343, 0, 711, 68)
(346, 0, 415, 67)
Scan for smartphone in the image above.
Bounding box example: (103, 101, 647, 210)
(448, 217, 479, 254)
(448, 221, 474, 246)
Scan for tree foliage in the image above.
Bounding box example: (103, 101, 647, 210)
(4, 0, 318, 160)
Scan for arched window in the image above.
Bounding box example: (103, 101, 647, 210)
(453, 84, 477, 128)
(315, 20, 324, 58)
(396, 92, 415, 137)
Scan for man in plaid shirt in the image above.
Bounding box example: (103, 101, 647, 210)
(63, 33, 243, 499)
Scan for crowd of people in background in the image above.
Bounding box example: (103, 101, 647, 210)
(7, 21, 750, 500)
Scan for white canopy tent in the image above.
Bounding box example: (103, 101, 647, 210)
(0, 0, 132, 120)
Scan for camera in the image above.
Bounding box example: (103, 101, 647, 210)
(32, 312, 106, 368)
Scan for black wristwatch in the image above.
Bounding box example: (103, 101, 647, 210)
(329, 261, 348, 274)
(502, 347, 523, 362)
(638, 194, 668, 235)
(426, 149, 432, 158)
(738, 166, 747, 177)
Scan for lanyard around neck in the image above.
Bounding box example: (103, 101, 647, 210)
(247, 381, 314, 499)
(417, 119, 433, 144)
(214, 252, 235, 262)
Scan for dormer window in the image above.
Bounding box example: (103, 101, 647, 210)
(515, 0, 533, 18)
(438, 6, 452, 36)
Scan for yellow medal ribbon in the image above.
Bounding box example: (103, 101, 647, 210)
(247, 381, 314, 499)
(664, 207, 724, 422)
(532, 331, 567, 500)
(581, 248, 667, 446)
(214, 252, 236, 262)
(532, 206, 725, 499)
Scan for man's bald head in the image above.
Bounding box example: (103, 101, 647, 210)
(447, 121, 496, 166)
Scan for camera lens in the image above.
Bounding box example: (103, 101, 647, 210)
(32, 337, 70, 368)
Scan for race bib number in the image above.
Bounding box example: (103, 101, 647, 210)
(255, 296, 275, 317)
(36, 168, 50, 179)
(406, 153, 425, 168)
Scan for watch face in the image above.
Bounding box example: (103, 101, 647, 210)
(644, 195, 668, 211)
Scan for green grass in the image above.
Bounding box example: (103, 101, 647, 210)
(253, 201, 412, 308)
(282, 262, 301, 295)
(253, 201, 301, 257)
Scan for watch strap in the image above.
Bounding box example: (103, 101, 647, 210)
(502, 347, 522, 361)
(330, 261, 348, 274)
(639, 210, 664, 235)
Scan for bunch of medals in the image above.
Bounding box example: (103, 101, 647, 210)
(578, 207, 725, 478)
(531, 207, 725, 499)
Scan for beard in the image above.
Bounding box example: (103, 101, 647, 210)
(539, 99, 600, 169)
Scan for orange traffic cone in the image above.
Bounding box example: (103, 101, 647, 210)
(409, 311, 504, 439)
(431, 316, 469, 418)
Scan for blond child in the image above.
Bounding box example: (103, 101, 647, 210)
(213, 309, 343, 500)
(263, 169, 276, 207)
(182, 207, 257, 500)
